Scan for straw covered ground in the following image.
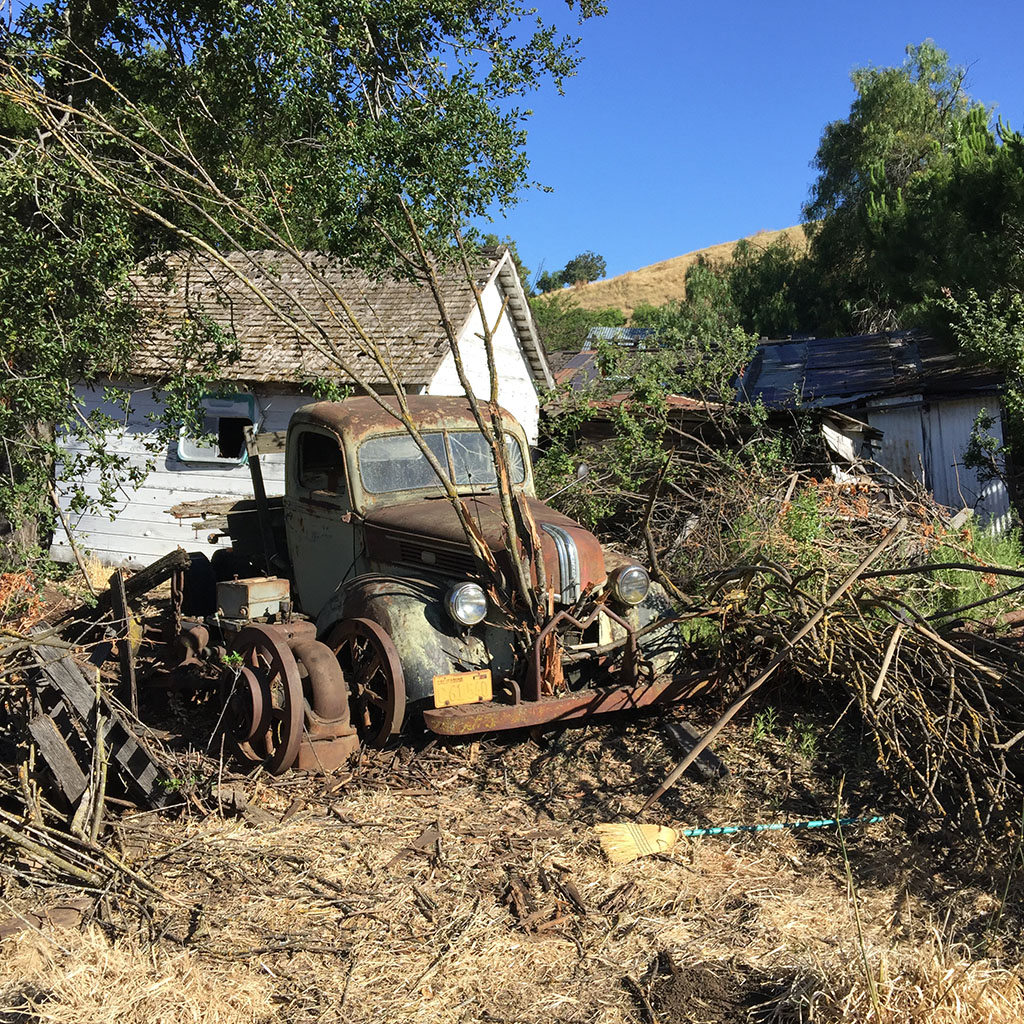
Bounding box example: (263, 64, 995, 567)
(3, 700, 1022, 1024)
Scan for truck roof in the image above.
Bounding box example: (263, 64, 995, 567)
(291, 395, 524, 440)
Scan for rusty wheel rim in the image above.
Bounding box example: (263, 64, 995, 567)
(229, 625, 303, 774)
(227, 666, 266, 757)
(327, 618, 405, 747)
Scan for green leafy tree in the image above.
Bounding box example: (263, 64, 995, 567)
(535, 269, 565, 293)
(630, 257, 741, 343)
(726, 236, 815, 338)
(562, 250, 606, 285)
(0, 0, 604, 562)
(528, 291, 625, 352)
(803, 40, 983, 333)
(945, 289, 1024, 472)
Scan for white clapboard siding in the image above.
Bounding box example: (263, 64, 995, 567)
(428, 279, 541, 444)
(52, 385, 310, 567)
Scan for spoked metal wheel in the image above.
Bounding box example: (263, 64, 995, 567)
(225, 624, 303, 774)
(327, 618, 406, 747)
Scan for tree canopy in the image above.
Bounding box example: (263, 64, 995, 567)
(535, 249, 607, 292)
(0, 0, 604, 557)
(803, 40, 988, 334)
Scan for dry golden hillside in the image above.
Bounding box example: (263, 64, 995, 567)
(570, 224, 807, 318)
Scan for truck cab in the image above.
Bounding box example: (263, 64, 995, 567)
(269, 396, 684, 743)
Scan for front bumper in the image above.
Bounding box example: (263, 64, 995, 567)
(423, 602, 699, 735)
(421, 671, 712, 735)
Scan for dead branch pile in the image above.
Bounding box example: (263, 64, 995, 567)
(575, 451, 1024, 844)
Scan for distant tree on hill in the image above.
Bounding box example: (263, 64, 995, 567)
(535, 269, 565, 293)
(534, 250, 607, 293)
(563, 250, 606, 284)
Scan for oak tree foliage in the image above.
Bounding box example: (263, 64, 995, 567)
(0, 0, 604, 560)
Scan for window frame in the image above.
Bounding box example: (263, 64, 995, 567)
(176, 393, 259, 466)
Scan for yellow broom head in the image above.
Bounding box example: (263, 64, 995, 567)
(594, 823, 679, 864)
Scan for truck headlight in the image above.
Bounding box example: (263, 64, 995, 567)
(446, 582, 487, 625)
(611, 565, 650, 606)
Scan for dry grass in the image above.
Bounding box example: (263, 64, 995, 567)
(3, 713, 1022, 1023)
(0, 925, 274, 1023)
(569, 225, 807, 318)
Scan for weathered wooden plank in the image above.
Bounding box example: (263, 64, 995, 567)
(102, 720, 172, 808)
(110, 569, 138, 716)
(168, 496, 240, 519)
(28, 715, 88, 802)
(28, 643, 172, 810)
(93, 547, 192, 616)
(31, 644, 97, 720)
(254, 429, 287, 455)
(244, 425, 278, 573)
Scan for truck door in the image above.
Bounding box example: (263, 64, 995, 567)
(284, 427, 357, 618)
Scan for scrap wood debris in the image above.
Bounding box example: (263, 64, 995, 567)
(2, 468, 1024, 1020)
(615, 463, 1024, 844)
(2, 722, 1021, 1024)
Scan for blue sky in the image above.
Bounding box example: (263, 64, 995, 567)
(487, 0, 1024, 286)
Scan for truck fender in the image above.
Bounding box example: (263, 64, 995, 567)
(315, 575, 490, 706)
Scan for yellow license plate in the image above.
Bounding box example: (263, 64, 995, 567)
(432, 669, 492, 708)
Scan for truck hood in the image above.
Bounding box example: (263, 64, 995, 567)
(363, 494, 607, 601)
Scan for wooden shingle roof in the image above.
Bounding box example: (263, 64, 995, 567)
(127, 249, 551, 388)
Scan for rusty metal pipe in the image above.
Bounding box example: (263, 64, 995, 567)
(290, 640, 350, 722)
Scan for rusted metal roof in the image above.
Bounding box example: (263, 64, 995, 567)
(125, 249, 551, 388)
(739, 332, 1000, 409)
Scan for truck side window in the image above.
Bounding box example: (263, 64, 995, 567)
(298, 432, 346, 494)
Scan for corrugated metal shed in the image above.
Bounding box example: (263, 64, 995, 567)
(740, 332, 998, 408)
(583, 327, 658, 348)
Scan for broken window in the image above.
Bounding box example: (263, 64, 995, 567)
(177, 395, 258, 464)
(296, 430, 347, 493)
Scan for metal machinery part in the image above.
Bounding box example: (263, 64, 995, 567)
(288, 640, 360, 770)
(327, 617, 406, 748)
(220, 621, 361, 773)
(227, 624, 304, 774)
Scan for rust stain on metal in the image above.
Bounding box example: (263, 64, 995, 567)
(422, 673, 713, 735)
(293, 395, 523, 444)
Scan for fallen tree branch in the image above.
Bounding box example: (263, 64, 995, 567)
(641, 518, 908, 813)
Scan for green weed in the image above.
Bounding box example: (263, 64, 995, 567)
(786, 720, 819, 760)
(785, 486, 822, 543)
(750, 706, 778, 744)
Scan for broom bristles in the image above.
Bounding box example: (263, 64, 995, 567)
(594, 823, 679, 864)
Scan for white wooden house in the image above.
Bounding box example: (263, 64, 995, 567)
(51, 249, 552, 566)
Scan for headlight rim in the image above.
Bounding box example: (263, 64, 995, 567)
(610, 564, 651, 606)
(446, 581, 488, 626)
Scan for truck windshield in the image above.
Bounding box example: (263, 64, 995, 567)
(359, 431, 526, 494)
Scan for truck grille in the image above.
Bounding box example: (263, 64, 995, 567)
(396, 539, 479, 577)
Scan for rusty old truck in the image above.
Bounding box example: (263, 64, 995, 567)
(176, 396, 693, 773)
